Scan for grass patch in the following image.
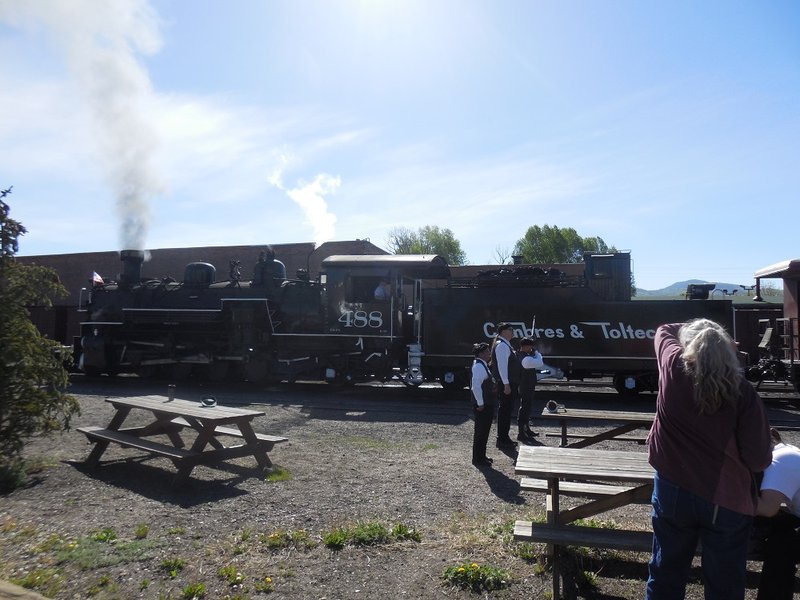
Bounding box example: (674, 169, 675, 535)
(265, 465, 292, 482)
(261, 528, 317, 551)
(168, 526, 186, 535)
(54, 531, 166, 570)
(91, 527, 117, 543)
(134, 524, 150, 539)
(182, 582, 206, 598)
(10, 567, 64, 596)
(322, 521, 420, 549)
(254, 576, 274, 593)
(160, 557, 186, 578)
(443, 561, 509, 592)
(218, 564, 245, 585)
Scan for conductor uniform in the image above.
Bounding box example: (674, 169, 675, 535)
(470, 342, 495, 466)
(491, 323, 520, 448)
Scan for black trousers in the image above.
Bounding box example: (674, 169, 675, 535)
(753, 512, 800, 600)
(472, 400, 494, 462)
(518, 388, 535, 433)
(496, 386, 517, 443)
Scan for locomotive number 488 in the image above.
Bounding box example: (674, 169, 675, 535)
(338, 310, 384, 328)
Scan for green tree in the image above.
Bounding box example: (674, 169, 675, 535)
(513, 225, 616, 264)
(0, 187, 79, 491)
(386, 225, 468, 265)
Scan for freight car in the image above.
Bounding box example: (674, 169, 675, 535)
(77, 248, 769, 395)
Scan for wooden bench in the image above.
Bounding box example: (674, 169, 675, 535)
(170, 417, 288, 444)
(514, 520, 765, 559)
(77, 426, 199, 461)
(520, 477, 643, 499)
(544, 433, 647, 444)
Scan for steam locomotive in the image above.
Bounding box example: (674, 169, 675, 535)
(77, 248, 777, 395)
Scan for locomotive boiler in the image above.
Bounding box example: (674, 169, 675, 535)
(77, 248, 759, 395)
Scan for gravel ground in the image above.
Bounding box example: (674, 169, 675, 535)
(1, 376, 798, 600)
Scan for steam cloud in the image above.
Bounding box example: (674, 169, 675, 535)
(0, 0, 164, 250)
(270, 161, 339, 245)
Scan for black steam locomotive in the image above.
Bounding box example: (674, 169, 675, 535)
(77, 248, 758, 394)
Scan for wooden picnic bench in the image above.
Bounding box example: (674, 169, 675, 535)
(77, 395, 287, 484)
(514, 445, 765, 598)
(539, 406, 655, 448)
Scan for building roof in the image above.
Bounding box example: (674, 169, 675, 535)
(755, 259, 800, 280)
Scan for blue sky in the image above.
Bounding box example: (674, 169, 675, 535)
(1, 0, 798, 290)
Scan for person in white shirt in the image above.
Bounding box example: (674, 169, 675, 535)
(490, 322, 519, 449)
(470, 342, 495, 467)
(515, 337, 544, 443)
(374, 279, 391, 301)
(754, 428, 800, 600)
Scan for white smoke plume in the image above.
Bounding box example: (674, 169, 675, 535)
(0, 0, 164, 250)
(270, 158, 339, 245)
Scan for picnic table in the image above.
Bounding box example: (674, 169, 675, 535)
(539, 406, 655, 448)
(514, 445, 654, 599)
(77, 395, 287, 484)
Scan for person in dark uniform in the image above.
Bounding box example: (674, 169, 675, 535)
(252, 246, 286, 291)
(516, 337, 544, 444)
(491, 322, 519, 449)
(470, 342, 495, 467)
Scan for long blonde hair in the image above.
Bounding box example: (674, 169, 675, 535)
(678, 318, 742, 414)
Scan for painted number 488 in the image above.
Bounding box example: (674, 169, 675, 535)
(339, 310, 383, 328)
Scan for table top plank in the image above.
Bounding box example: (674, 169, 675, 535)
(515, 446, 654, 483)
(540, 407, 655, 423)
(105, 395, 265, 421)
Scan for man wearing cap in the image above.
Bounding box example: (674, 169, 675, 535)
(470, 342, 495, 467)
(516, 337, 544, 444)
(491, 322, 520, 449)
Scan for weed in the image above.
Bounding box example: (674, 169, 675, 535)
(262, 528, 316, 551)
(322, 527, 348, 550)
(254, 576, 274, 593)
(391, 523, 421, 542)
(182, 582, 206, 599)
(443, 562, 509, 592)
(134, 524, 150, 539)
(349, 521, 389, 546)
(576, 569, 599, 591)
(91, 528, 117, 543)
(140, 579, 151, 591)
(168, 526, 186, 535)
(240, 528, 251, 542)
(32, 533, 67, 553)
(10, 568, 63, 596)
(420, 443, 438, 451)
(265, 465, 292, 482)
(513, 541, 539, 561)
(232, 545, 246, 555)
(218, 565, 245, 585)
(160, 557, 186, 578)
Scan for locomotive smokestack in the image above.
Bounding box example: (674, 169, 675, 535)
(120, 249, 145, 288)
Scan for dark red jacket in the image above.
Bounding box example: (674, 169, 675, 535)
(647, 323, 772, 515)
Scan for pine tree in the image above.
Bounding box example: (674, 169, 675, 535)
(0, 187, 79, 492)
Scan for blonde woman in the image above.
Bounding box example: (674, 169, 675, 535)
(646, 319, 772, 600)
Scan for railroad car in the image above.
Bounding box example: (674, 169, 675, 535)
(77, 248, 786, 394)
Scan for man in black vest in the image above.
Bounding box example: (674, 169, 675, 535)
(470, 342, 495, 467)
(491, 322, 519, 449)
(516, 337, 544, 444)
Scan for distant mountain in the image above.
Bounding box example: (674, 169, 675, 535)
(636, 280, 751, 298)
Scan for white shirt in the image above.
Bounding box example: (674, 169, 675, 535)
(521, 351, 544, 371)
(494, 338, 513, 384)
(761, 442, 800, 517)
(471, 359, 491, 407)
(374, 283, 389, 300)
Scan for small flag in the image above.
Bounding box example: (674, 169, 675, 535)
(92, 271, 104, 285)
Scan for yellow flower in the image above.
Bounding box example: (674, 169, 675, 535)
(457, 567, 465, 573)
(470, 563, 479, 569)
(265, 577, 272, 583)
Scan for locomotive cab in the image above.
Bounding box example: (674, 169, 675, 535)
(319, 254, 450, 385)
